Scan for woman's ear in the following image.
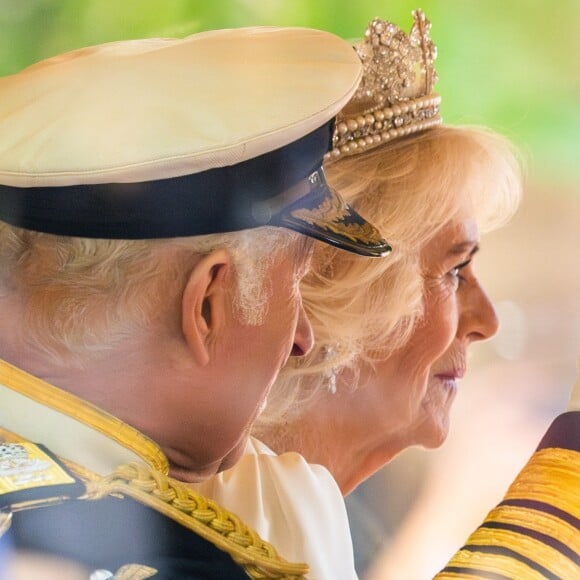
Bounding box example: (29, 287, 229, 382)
(181, 249, 232, 366)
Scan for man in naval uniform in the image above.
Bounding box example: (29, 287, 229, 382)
(0, 27, 389, 579)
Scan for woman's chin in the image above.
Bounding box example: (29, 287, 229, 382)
(420, 418, 450, 449)
(415, 402, 453, 448)
(418, 381, 456, 448)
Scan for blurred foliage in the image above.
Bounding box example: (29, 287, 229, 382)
(0, 0, 578, 184)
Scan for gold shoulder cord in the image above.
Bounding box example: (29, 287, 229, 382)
(1, 426, 308, 578)
(86, 463, 309, 579)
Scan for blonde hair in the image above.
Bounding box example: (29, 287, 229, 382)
(0, 222, 297, 364)
(256, 125, 523, 429)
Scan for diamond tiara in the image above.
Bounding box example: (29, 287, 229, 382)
(327, 10, 442, 161)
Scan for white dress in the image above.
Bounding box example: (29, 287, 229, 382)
(192, 437, 358, 580)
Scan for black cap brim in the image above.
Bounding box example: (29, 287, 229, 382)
(272, 169, 391, 258)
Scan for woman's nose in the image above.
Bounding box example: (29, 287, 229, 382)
(459, 282, 499, 342)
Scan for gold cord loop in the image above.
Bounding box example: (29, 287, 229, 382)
(86, 463, 308, 579)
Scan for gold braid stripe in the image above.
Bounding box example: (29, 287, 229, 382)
(0, 426, 24, 443)
(503, 448, 580, 517)
(85, 463, 308, 579)
(432, 574, 490, 579)
(461, 527, 577, 579)
(435, 549, 548, 580)
(0, 360, 169, 474)
(484, 504, 580, 554)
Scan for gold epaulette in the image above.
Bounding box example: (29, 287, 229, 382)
(86, 463, 309, 580)
(0, 439, 86, 511)
(435, 448, 580, 579)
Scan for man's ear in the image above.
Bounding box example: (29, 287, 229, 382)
(182, 249, 232, 367)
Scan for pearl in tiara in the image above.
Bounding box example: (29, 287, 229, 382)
(328, 10, 442, 161)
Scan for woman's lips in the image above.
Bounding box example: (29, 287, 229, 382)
(434, 368, 465, 390)
(436, 372, 462, 381)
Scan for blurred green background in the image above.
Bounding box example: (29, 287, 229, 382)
(0, 0, 578, 185)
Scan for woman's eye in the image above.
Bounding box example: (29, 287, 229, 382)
(447, 259, 471, 282)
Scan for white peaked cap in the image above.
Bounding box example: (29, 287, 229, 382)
(0, 27, 391, 256)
